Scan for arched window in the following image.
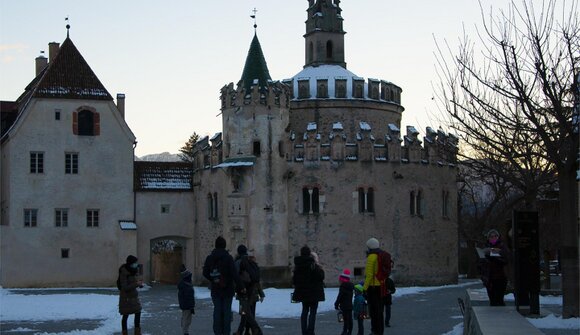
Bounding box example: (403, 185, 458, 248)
(207, 193, 214, 220)
(78, 110, 94, 135)
(357, 187, 375, 213)
(312, 187, 320, 213)
(326, 40, 333, 59)
(302, 187, 311, 214)
(73, 108, 100, 136)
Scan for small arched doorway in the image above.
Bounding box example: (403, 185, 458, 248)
(150, 237, 184, 284)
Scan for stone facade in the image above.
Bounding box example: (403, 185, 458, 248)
(189, 0, 459, 286)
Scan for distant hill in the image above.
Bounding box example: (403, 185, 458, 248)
(136, 152, 182, 162)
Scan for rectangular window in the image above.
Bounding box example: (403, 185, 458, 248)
(86, 209, 99, 227)
(24, 209, 38, 227)
(30, 152, 44, 174)
(55, 209, 68, 227)
(161, 204, 170, 214)
(65, 153, 79, 174)
(253, 141, 261, 156)
(442, 190, 449, 218)
(55, 109, 61, 120)
(61, 248, 70, 258)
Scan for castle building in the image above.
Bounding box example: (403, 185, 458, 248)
(0, 0, 458, 287)
(191, 0, 459, 286)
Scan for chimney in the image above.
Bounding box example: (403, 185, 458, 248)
(35, 55, 48, 76)
(117, 93, 126, 118)
(48, 42, 60, 62)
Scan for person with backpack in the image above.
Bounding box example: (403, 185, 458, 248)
(118, 255, 143, 335)
(203, 236, 244, 335)
(233, 244, 262, 335)
(177, 264, 195, 335)
(363, 237, 391, 335)
(292, 245, 325, 335)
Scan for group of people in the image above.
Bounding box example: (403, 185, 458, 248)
(116, 236, 398, 335)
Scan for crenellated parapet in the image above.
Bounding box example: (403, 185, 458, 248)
(283, 66, 402, 103)
(287, 122, 458, 167)
(220, 80, 291, 110)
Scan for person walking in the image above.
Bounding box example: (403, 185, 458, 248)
(118, 255, 143, 335)
(383, 277, 396, 327)
(478, 229, 509, 306)
(203, 236, 244, 335)
(334, 269, 354, 335)
(177, 265, 196, 335)
(292, 245, 325, 335)
(233, 244, 262, 335)
(353, 284, 366, 335)
(363, 237, 385, 335)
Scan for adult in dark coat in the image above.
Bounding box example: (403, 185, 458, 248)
(203, 236, 244, 335)
(292, 246, 325, 335)
(479, 229, 509, 306)
(118, 255, 143, 335)
(234, 244, 262, 335)
(177, 265, 195, 335)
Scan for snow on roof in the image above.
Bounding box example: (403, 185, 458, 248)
(134, 162, 193, 191)
(388, 124, 400, 132)
(360, 121, 371, 131)
(407, 126, 419, 135)
(287, 65, 366, 100)
(119, 221, 137, 230)
(333, 122, 343, 130)
(307, 122, 317, 131)
(214, 156, 256, 168)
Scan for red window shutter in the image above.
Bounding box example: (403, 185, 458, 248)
(72, 112, 78, 135)
(93, 112, 100, 135)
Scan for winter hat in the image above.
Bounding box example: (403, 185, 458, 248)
(339, 269, 351, 282)
(487, 229, 500, 239)
(354, 284, 364, 293)
(300, 245, 311, 256)
(126, 255, 138, 265)
(366, 237, 380, 250)
(237, 244, 248, 256)
(215, 236, 227, 249)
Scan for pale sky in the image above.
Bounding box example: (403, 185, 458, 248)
(0, 0, 508, 157)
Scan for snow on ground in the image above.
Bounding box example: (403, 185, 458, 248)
(1, 283, 578, 335)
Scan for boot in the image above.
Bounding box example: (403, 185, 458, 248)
(134, 327, 141, 335)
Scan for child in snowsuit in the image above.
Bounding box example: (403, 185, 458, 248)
(383, 277, 396, 327)
(353, 284, 366, 335)
(334, 269, 354, 335)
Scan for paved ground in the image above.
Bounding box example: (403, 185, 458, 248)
(1, 278, 575, 335)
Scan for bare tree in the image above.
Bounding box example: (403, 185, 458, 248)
(434, 0, 579, 317)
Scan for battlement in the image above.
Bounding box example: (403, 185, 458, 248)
(287, 122, 458, 166)
(220, 80, 291, 109)
(283, 65, 402, 103)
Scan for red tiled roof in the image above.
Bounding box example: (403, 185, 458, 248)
(33, 37, 112, 100)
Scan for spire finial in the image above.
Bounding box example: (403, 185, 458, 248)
(65, 16, 70, 38)
(250, 8, 258, 31)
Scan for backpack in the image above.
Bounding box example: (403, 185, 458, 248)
(240, 257, 260, 284)
(376, 250, 393, 282)
(209, 255, 227, 288)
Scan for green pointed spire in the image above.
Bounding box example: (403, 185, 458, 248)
(240, 33, 271, 92)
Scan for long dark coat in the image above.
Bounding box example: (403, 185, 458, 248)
(118, 265, 142, 315)
(292, 255, 325, 303)
(178, 272, 196, 310)
(334, 281, 354, 311)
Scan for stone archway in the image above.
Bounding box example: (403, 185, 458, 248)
(150, 238, 183, 284)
